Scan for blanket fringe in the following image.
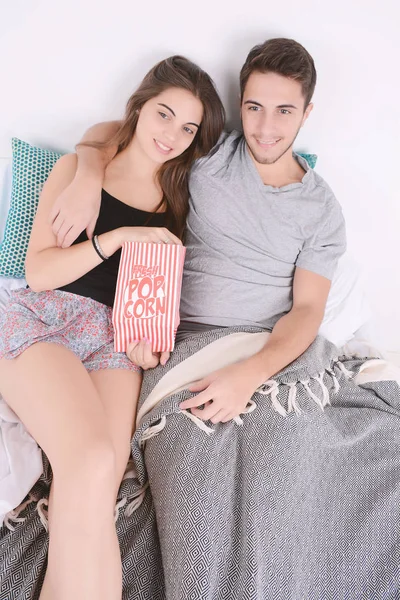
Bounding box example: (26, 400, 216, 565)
(180, 409, 215, 434)
(3, 493, 37, 531)
(337, 361, 354, 380)
(114, 496, 127, 522)
(115, 458, 150, 520)
(327, 368, 341, 393)
(258, 363, 348, 416)
(122, 459, 137, 482)
(301, 379, 324, 410)
(244, 400, 257, 415)
(315, 372, 331, 407)
(140, 416, 167, 448)
(286, 382, 301, 415)
(36, 498, 49, 532)
(123, 482, 149, 517)
(257, 380, 287, 416)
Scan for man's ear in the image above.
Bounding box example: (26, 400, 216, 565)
(301, 102, 314, 127)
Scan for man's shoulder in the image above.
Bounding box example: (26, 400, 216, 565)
(191, 130, 244, 175)
(298, 162, 341, 210)
(304, 171, 345, 240)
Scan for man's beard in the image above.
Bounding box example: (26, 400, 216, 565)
(246, 126, 301, 165)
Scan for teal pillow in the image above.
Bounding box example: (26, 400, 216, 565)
(0, 138, 62, 277)
(297, 152, 317, 169)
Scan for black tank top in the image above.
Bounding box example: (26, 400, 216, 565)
(58, 189, 166, 307)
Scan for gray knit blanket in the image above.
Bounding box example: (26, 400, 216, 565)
(1, 326, 400, 600)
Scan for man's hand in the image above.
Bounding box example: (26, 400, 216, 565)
(127, 339, 170, 370)
(179, 362, 260, 424)
(49, 174, 102, 247)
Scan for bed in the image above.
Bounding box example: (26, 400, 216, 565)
(1, 153, 400, 599)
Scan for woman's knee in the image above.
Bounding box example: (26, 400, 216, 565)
(51, 435, 117, 490)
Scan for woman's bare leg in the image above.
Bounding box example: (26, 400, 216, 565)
(0, 343, 122, 600)
(40, 368, 141, 600)
(90, 368, 141, 495)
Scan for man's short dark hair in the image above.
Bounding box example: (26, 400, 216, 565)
(240, 38, 317, 108)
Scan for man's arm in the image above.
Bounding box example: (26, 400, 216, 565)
(179, 267, 331, 423)
(76, 120, 121, 175)
(238, 267, 331, 386)
(50, 120, 122, 248)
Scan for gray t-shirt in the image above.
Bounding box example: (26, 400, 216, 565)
(179, 130, 346, 333)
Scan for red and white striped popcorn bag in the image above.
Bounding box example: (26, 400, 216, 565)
(113, 242, 186, 353)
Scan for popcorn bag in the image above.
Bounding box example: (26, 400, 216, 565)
(113, 242, 186, 353)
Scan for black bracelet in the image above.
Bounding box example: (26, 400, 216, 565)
(92, 235, 109, 261)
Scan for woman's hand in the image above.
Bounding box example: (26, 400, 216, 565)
(120, 226, 182, 245)
(127, 339, 170, 370)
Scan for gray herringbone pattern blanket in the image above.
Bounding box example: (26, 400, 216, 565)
(1, 327, 400, 600)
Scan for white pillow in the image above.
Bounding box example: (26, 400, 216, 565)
(0, 160, 28, 308)
(0, 276, 26, 312)
(319, 254, 372, 347)
(0, 160, 12, 243)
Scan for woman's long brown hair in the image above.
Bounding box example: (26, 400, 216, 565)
(85, 56, 225, 239)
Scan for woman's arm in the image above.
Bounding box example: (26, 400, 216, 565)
(26, 153, 181, 292)
(26, 154, 123, 292)
(50, 121, 122, 248)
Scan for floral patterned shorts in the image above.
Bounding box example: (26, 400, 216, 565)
(0, 288, 141, 374)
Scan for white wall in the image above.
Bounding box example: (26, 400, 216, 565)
(1, 0, 399, 351)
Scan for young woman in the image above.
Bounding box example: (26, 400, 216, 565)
(0, 55, 224, 600)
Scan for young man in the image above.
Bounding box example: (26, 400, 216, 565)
(51, 38, 346, 425)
